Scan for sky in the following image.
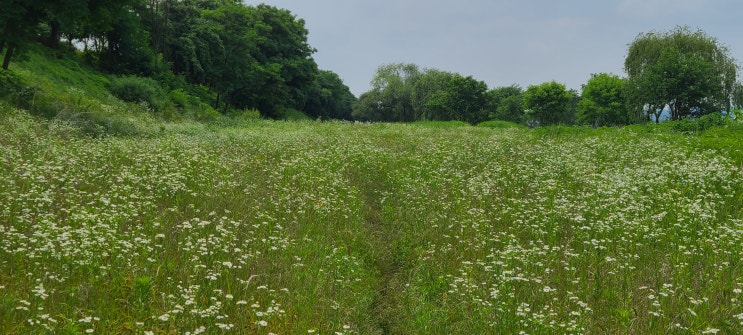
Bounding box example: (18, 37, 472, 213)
(242, 0, 743, 97)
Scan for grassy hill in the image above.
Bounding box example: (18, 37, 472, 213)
(2, 48, 743, 334)
(0, 45, 271, 138)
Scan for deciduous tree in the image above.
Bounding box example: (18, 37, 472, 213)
(487, 85, 524, 123)
(523, 81, 574, 126)
(577, 73, 628, 126)
(411, 69, 455, 121)
(438, 74, 488, 124)
(0, 0, 49, 69)
(203, 3, 317, 115)
(368, 63, 421, 122)
(303, 70, 356, 120)
(352, 90, 384, 121)
(625, 26, 738, 121)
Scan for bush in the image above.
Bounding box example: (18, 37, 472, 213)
(0, 71, 24, 98)
(277, 107, 311, 121)
(476, 120, 526, 129)
(227, 107, 262, 121)
(55, 110, 144, 137)
(670, 113, 726, 134)
(190, 103, 221, 122)
(411, 120, 471, 127)
(0, 70, 46, 114)
(168, 89, 190, 109)
(48, 90, 154, 137)
(110, 76, 167, 111)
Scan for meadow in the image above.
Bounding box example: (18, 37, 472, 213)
(1, 106, 743, 334)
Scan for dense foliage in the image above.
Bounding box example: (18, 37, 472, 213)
(3, 1, 741, 125)
(0, 0, 355, 119)
(577, 73, 628, 126)
(352, 63, 496, 124)
(523, 81, 577, 126)
(353, 26, 741, 126)
(625, 26, 739, 122)
(486, 85, 524, 124)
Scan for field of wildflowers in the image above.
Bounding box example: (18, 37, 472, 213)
(1, 106, 742, 334)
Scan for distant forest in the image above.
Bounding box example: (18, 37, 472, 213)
(352, 27, 743, 126)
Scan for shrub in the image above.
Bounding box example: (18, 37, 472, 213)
(50, 100, 153, 137)
(227, 107, 262, 121)
(671, 112, 726, 134)
(168, 89, 190, 109)
(190, 103, 221, 122)
(110, 76, 167, 111)
(0, 70, 24, 98)
(0, 71, 46, 114)
(411, 120, 471, 127)
(29, 91, 60, 119)
(476, 120, 526, 129)
(277, 107, 311, 121)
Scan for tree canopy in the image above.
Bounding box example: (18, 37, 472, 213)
(0, 0, 57, 69)
(577, 73, 628, 126)
(4, 3, 741, 125)
(353, 64, 490, 124)
(303, 70, 357, 120)
(411, 69, 455, 121)
(523, 81, 576, 126)
(426, 74, 489, 124)
(625, 26, 738, 121)
(487, 85, 524, 124)
(350, 27, 740, 126)
(0, 0, 355, 119)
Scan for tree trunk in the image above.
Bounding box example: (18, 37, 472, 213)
(668, 102, 678, 121)
(106, 31, 116, 72)
(653, 108, 662, 123)
(2, 45, 14, 70)
(47, 20, 61, 48)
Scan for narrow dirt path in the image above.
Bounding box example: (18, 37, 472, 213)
(346, 163, 408, 335)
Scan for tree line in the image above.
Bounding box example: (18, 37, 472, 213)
(2, 2, 741, 125)
(356, 26, 743, 126)
(0, 0, 355, 119)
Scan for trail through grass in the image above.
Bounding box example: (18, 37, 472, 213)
(1, 109, 743, 334)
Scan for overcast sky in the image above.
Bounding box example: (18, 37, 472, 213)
(242, 0, 743, 97)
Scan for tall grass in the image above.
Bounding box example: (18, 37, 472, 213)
(3, 46, 233, 137)
(1, 109, 742, 334)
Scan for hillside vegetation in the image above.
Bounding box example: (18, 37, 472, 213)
(1, 1, 356, 121)
(2, 47, 743, 334)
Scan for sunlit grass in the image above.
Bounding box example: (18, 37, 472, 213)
(1, 107, 742, 334)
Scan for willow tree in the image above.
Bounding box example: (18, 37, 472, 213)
(353, 63, 421, 122)
(624, 26, 738, 121)
(411, 69, 455, 121)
